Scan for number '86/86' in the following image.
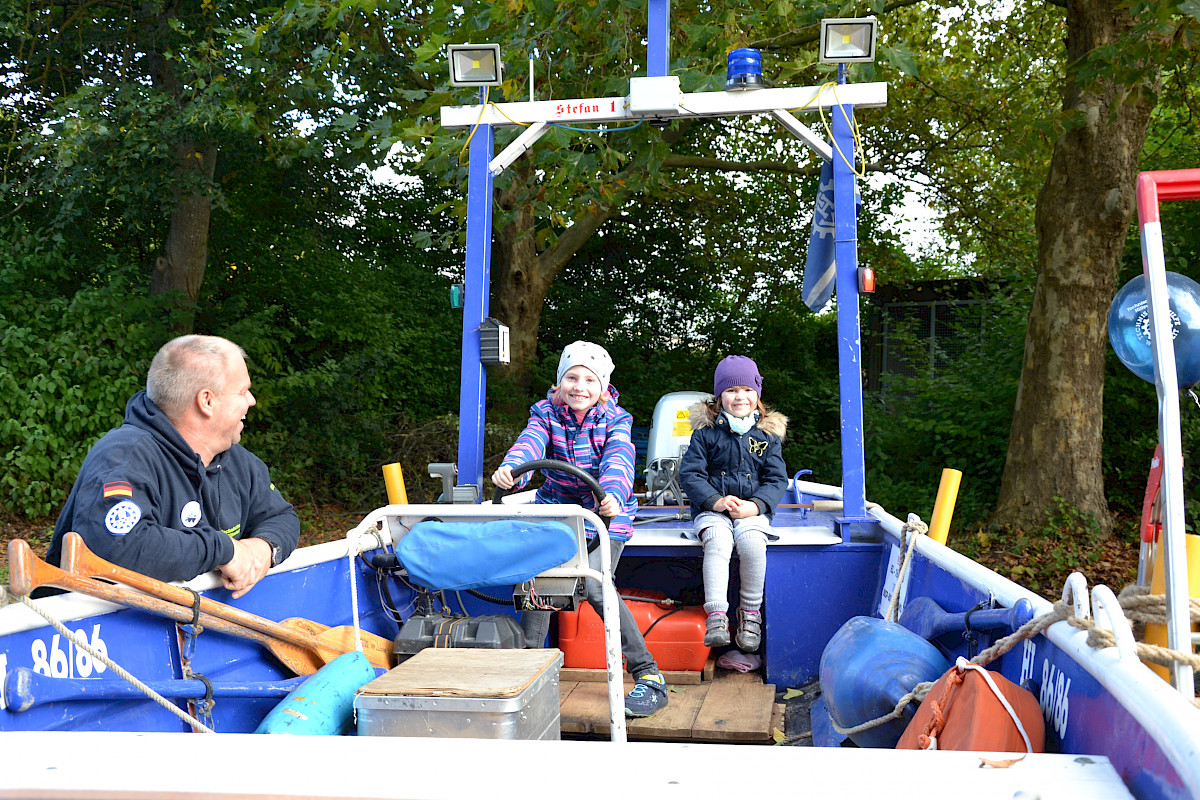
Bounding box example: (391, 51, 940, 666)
(30, 624, 108, 679)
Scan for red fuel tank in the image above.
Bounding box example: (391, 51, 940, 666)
(557, 588, 710, 671)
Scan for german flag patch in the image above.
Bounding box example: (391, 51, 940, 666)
(103, 481, 133, 498)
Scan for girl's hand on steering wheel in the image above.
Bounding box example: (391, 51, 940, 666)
(597, 493, 620, 518)
(492, 465, 515, 490)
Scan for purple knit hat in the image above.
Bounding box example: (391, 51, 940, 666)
(713, 355, 763, 397)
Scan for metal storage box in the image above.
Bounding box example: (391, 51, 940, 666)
(355, 648, 562, 740)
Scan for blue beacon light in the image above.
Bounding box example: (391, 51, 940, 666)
(725, 48, 763, 92)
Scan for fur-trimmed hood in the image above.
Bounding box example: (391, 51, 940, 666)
(688, 400, 788, 440)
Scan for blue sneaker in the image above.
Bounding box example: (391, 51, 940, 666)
(624, 673, 669, 718)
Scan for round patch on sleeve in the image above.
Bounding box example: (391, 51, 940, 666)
(180, 500, 202, 528)
(105, 500, 142, 535)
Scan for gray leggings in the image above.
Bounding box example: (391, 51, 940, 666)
(520, 537, 659, 678)
(695, 511, 769, 615)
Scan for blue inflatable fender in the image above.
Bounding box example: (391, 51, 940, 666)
(254, 651, 380, 735)
(397, 519, 579, 591)
(820, 615, 951, 749)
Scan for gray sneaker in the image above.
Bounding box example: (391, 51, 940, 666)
(704, 611, 731, 647)
(736, 608, 762, 652)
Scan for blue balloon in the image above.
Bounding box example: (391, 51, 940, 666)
(1108, 271, 1200, 389)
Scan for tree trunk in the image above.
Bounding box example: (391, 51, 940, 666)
(151, 142, 218, 319)
(992, 0, 1157, 534)
(489, 125, 695, 395)
(490, 156, 635, 397)
(491, 165, 555, 397)
(144, 2, 215, 329)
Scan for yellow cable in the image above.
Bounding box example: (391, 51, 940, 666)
(458, 86, 491, 165)
(816, 82, 867, 178)
(486, 101, 531, 128)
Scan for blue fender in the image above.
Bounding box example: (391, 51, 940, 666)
(255, 651, 381, 735)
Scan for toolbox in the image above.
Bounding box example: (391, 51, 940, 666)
(354, 647, 562, 740)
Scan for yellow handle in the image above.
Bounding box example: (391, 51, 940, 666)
(382, 462, 409, 505)
(1144, 533, 1200, 682)
(928, 468, 962, 546)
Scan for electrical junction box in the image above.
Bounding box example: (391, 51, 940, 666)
(627, 75, 682, 116)
(480, 317, 510, 365)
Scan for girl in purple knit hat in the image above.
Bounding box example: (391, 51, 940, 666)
(679, 355, 788, 653)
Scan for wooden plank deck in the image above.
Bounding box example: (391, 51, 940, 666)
(558, 660, 782, 743)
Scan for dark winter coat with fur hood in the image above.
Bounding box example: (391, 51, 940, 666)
(678, 400, 789, 520)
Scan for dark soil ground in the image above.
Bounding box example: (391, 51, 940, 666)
(0, 505, 1142, 601)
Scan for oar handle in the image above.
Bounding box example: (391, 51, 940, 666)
(7, 539, 321, 675)
(3, 667, 304, 712)
(61, 532, 318, 652)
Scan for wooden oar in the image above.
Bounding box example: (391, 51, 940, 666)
(60, 532, 394, 672)
(8, 539, 325, 675)
(4, 666, 304, 712)
(5, 542, 388, 681)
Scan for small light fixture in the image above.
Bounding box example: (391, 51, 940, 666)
(725, 48, 763, 92)
(480, 317, 510, 365)
(858, 266, 876, 294)
(447, 43, 503, 87)
(818, 17, 878, 64)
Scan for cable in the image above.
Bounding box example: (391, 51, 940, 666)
(458, 86, 491, 165)
(815, 82, 867, 177)
(551, 118, 644, 133)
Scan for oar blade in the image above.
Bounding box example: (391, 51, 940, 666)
(282, 618, 394, 672)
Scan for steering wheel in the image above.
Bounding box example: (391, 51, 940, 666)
(492, 459, 610, 550)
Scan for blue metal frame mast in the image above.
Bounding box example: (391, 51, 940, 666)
(451, 3, 871, 520)
(455, 88, 494, 494)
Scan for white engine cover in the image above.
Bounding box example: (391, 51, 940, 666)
(645, 390, 710, 469)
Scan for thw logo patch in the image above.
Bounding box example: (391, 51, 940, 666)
(748, 438, 768, 457)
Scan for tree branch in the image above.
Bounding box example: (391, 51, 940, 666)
(662, 154, 818, 176)
(662, 154, 888, 176)
(537, 119, 698, 273)
(750, 0, 928, 50)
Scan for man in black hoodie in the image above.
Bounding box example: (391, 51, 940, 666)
(46, 335, 299, 598)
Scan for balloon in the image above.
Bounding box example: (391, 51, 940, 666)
(1108, 271, 1200, 389)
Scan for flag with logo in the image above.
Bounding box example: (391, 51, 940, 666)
(802, 159, 861, 312)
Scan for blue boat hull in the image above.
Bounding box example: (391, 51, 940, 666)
(2, 487, 1198, 799)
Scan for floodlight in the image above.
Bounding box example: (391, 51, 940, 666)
(448, 43, 503, 87)
(818, 17, 878, 64)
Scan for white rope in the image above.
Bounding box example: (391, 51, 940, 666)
(885, 514, 928, 623)
(954, 657, 1033, 758)
(1, 585, 214, 733)
(348, 534, 364, 654)
(347, 526, 385, 655)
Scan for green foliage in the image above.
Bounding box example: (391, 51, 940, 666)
(862, 281, 1031, 526)
(197, 164, 465, 509)
(0, 222, 184, 517)
(0, 155, 465, 515)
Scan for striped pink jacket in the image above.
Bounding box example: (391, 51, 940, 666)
(500, 386, 637, 541)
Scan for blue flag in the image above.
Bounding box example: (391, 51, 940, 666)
(802, 159, 860, 312)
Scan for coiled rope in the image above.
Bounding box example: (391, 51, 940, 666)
(834, 531, 1200, 737)
(0, 584, 214, 733)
